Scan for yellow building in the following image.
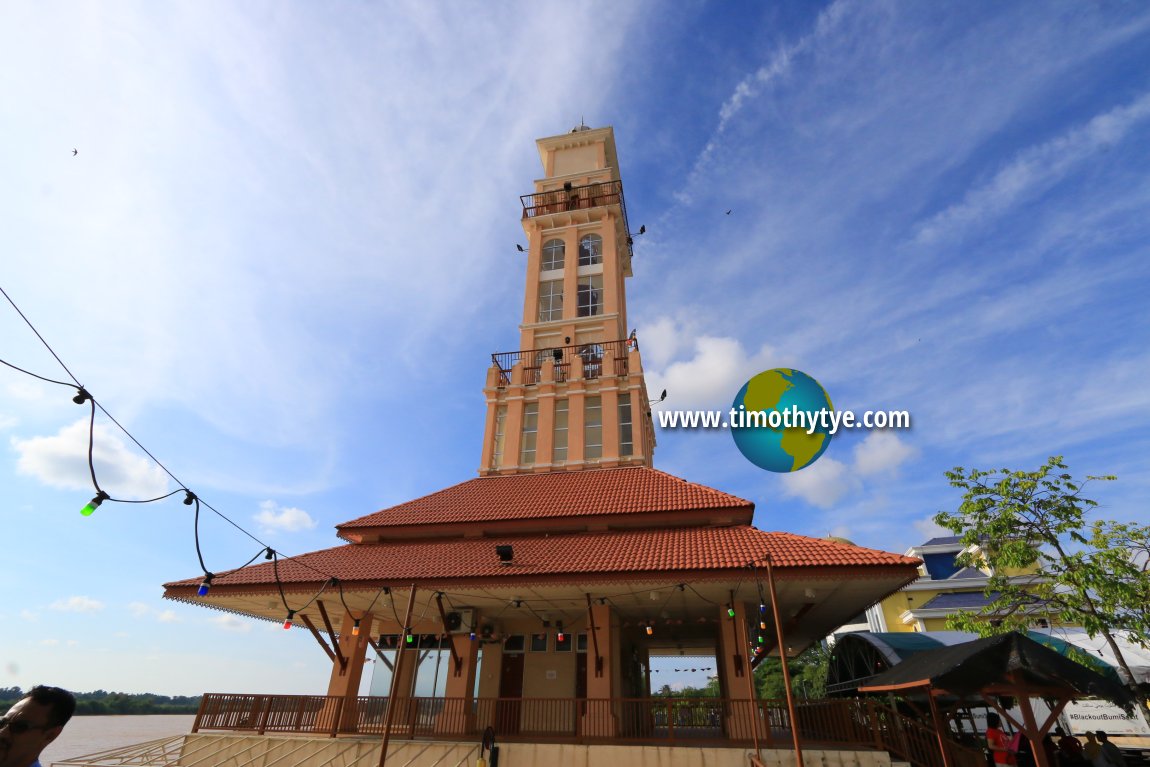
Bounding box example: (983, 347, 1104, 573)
(861, 535, 1052, 634)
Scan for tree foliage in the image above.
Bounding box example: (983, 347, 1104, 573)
(0, 687, 201, 715)
(933, 456, 1150, 718)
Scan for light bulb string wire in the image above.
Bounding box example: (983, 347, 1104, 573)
(1, 284, 359, 597)
(0, 357, 74, 388)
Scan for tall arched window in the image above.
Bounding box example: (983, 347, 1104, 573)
(542, 239, 565, 271)
(578, 234, 602, 266)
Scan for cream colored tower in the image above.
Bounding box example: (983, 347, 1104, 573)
(480, 125, 656, 475)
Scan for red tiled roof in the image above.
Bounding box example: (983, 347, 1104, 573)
(336, 467, 753, 533)
(164, 527, 919, 594)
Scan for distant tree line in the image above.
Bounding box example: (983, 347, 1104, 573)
(0, 687, 201, 715)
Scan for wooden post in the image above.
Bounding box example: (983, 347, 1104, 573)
(765, 555, 805, 767)
(928, 689, 953, 767)
(379, 585, 418, 767)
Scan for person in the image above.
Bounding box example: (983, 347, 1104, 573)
(1042, 734, 1058, 767)
(1057, 726, 1087, 767)
(1083, 731, 1103, 767)
(987, 713, 1017, 766)
(1096, 732, 1125, 767)
(0, 685, 75, 767)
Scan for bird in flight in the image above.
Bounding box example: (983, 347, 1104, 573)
(72, 148, 78, 156)
(725, 209, 732, 215)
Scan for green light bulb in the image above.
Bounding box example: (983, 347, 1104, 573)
(81, 492, 109, 517)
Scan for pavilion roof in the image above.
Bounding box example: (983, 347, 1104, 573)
(335, 466, 754, 539)
(164, 526, 919, 596)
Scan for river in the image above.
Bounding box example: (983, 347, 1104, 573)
(40, 714, 196, 765)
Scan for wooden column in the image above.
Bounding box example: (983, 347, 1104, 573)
(325, 610, 374, 732)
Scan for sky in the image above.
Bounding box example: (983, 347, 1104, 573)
(2, 1, 1149, 699)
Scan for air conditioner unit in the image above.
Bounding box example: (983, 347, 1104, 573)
(445, 608, 476, 634)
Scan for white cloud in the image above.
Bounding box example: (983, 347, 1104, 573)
(20, 610, 38, 622)
(255, 500, 317, 533)
(128, 602, 151, 618)
(916, 92, 1150, 243)
(852, 432, 917, 477)
(11, 420, 170, 498)
(643, 324, 779, 411)
(912, 516, 952, 543)
(156, 610, 181, 623)
(40, 639, 60, 647)
(780, 456, 858, 508)
(211, 615, 252, 633)
(49, 596, 104, 613)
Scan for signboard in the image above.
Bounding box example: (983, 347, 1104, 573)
(1032, 698, 1150, 737)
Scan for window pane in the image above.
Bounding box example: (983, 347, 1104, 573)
(579, 234, 602, 266)
(585, 396, 602, 460)
(538, 280, 563, 322)
(619, 396, 633, 457)
(520, 403, 538, 465)
(577, 276, 602, 317)
(542, 239, 565, 271)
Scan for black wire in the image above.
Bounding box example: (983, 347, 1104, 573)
(0, 358, 74, 387)
(82, 398, 102, 494)
(192, 498, 211, 577)
(0, 284, 83, 386)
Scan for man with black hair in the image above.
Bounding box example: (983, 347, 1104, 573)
(0, 686, 75, 767)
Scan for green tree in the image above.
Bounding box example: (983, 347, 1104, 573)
(755, 643, 829, 700)
(933, 456, 1150, 720)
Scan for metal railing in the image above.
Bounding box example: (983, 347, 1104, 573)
(491, 339, 632, 388)
(193, 694, 986, 767)
(520, 180, 634, 257)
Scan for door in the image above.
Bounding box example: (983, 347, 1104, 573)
(496, 653, 524, 736)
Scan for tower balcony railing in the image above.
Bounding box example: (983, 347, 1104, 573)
(492, 338, 634, 389)
(520, 180, 633, 256)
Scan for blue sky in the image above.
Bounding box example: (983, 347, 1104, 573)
(2, 1, 1149, 697)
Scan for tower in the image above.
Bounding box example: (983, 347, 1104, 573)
(480, 125, 656, 475)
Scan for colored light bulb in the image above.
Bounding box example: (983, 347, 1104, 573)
(197, 575, 213, 597)
(727, 606, 735, 618)
(283, 611, 294, 630)
(761, 621, 767, 630)
(352, 620, 360, 637)
(557, 632, 565, 642)
(406, 632, 414, 644)
(470, 631, 477, 641)
(81, 491, 109, 517)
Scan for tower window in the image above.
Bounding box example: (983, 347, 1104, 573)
(579, 234, 602, 266)
(577, 275, 602, 317)
(491, 406, 507, 469)
(542, 239, 565, 271)
(538, 280, 563, 322)
(553, 399, 568, 464)
(520, 403, 538, 465)
(619, 395, 633, 457)
(584, 396, 602, 461)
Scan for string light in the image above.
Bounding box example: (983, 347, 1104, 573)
(726, 604, 735, 618)
(197, 573, 214, 597)
(352, 619, 361, 637)
(646, 624, 654, 636)
(283, 610, 295, 630)
(80, 491, 109, 517)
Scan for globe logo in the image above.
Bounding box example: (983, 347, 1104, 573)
(730, 368, 834, 473)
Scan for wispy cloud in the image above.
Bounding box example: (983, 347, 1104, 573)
(915, 92, 1150, 244)
(49, 596, 104, 613)
(255, 500, 317, 533)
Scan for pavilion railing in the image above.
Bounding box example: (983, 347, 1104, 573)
(192, 693, 983, 764)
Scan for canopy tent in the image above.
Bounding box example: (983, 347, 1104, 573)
(858, 632, 1135, 767)
(828, 630, 1134, 694)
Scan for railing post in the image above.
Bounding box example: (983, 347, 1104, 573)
(191, 694, 209, 733)
(330, 696, 344, 738)
(868, 700, 883, 751)
(257, 696, 272, 734)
